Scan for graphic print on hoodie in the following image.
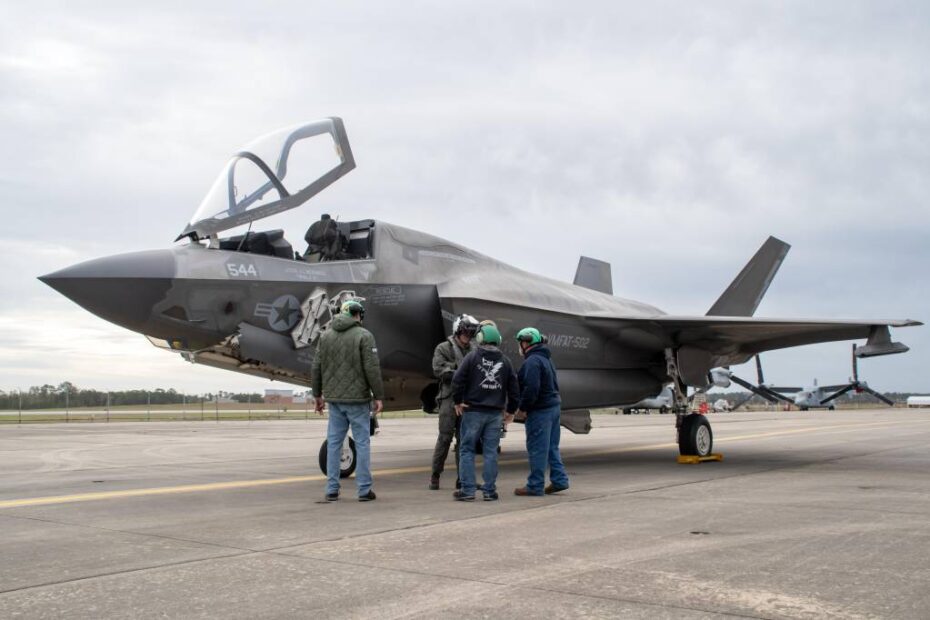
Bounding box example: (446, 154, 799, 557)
(480, 357, 503, 390)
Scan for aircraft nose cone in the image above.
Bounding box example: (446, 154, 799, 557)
(40, 249, 176, 334)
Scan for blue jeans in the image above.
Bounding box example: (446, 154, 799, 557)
(524, 404, 569, 495)
(458, 409, 503, 497)
(326, 402, 372, 496)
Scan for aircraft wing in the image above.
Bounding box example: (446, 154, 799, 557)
(819, 384, 853, 392)
(437, 274, 920, 388)
(585, 314, 921, 385)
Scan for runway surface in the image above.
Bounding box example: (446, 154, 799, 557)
(1, 409, 929, 619)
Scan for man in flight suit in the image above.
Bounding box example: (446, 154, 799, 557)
(429, 314, 479, 490)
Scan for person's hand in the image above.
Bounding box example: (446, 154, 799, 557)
(503, 413, 515, 429)
(315, 397, 325, 415)
(373, 400, 383, 415)
(514, 409, 527, 422)
(454, 403, 467, 417)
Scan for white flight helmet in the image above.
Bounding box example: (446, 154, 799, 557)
(452, 314, 479, 338)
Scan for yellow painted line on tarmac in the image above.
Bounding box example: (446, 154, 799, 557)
(714, 419, 930, 444)
(0, 465, 428, 510)
(1, 418, 928, 510)
(560, 419, 930, 461)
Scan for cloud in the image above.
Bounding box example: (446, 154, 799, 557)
(1, 1, 927, 392)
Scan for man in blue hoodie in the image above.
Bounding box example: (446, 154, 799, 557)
(512, 327, 570, 497)
(451, 322, 519, 501)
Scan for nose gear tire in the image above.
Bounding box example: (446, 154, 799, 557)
(318, 437, 357, 478)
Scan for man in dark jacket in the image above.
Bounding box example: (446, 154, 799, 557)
(451, 322, 519, 501)
(312, 299, 384, 502)
(512, 327, 570, 497)
(429, 314, 478, 490)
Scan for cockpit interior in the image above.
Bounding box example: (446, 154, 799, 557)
(215, 219, 375, 262)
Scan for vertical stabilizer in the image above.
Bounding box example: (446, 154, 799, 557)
(706, 236, 790, 317)
(574, 256, 613, 295)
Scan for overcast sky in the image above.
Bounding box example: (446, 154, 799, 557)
(1, 1, 927, 397)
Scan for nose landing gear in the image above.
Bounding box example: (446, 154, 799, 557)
(318, 436, 357, 478)
(317, 411, 378, 478)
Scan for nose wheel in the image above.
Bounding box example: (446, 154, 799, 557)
(318, 437, 357, 478)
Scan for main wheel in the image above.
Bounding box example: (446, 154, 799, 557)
(318, 437, 357, 478)
(678, 414, 713, 457)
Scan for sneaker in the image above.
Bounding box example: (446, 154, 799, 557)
(325, 492, 339, 502)
(428, 476, 440, 491)
(544, 483, 569, 495)
(483, 491, 499, 501)
(358, 490, 377, 502)
(514, 487, 544, 497)
(452, 490, 475, 502)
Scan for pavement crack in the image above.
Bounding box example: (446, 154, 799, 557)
(0, 551, 251, 597)
(0, 512, 263, 555)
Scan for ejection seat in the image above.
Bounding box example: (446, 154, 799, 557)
(219, 230, 294, 259)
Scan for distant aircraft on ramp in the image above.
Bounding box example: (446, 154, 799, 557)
(728, 345, 895, 410)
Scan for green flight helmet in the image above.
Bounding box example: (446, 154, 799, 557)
(516, 327, 544, 346)
(476, 323, 502, 345)
(340, 299, 365, 319)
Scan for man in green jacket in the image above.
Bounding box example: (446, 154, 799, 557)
(312, 300, 384, 502)
(429, 314, 478, 490)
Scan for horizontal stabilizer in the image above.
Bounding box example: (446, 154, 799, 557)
(707, 236, 790, 317)
(856, 325, 910, 357)
(574, 256, 612, 295)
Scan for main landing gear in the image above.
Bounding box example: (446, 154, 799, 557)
(665, 349, 715, 458)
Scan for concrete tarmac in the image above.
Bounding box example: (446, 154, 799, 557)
(1, 409, 929, 619)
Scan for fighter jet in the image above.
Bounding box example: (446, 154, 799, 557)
(40, 117, 921, 475)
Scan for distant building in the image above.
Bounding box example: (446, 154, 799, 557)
(265, 389, 294, 404)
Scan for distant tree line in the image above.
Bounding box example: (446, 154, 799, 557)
(0, 382, 265, 410)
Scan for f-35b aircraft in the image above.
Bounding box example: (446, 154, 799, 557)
(40, 117, 920, 471)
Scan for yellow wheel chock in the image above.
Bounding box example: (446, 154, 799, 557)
(677, 453, 723, 464)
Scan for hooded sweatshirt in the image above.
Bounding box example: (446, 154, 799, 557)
(311, 313, 385, 403)
(516, 344, 561, 412)
(451, 345, 519, 414)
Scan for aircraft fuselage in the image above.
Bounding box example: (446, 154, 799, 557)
(41, 221, 668, 412)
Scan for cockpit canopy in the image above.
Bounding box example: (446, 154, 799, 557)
(177, 117, 355, 241)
